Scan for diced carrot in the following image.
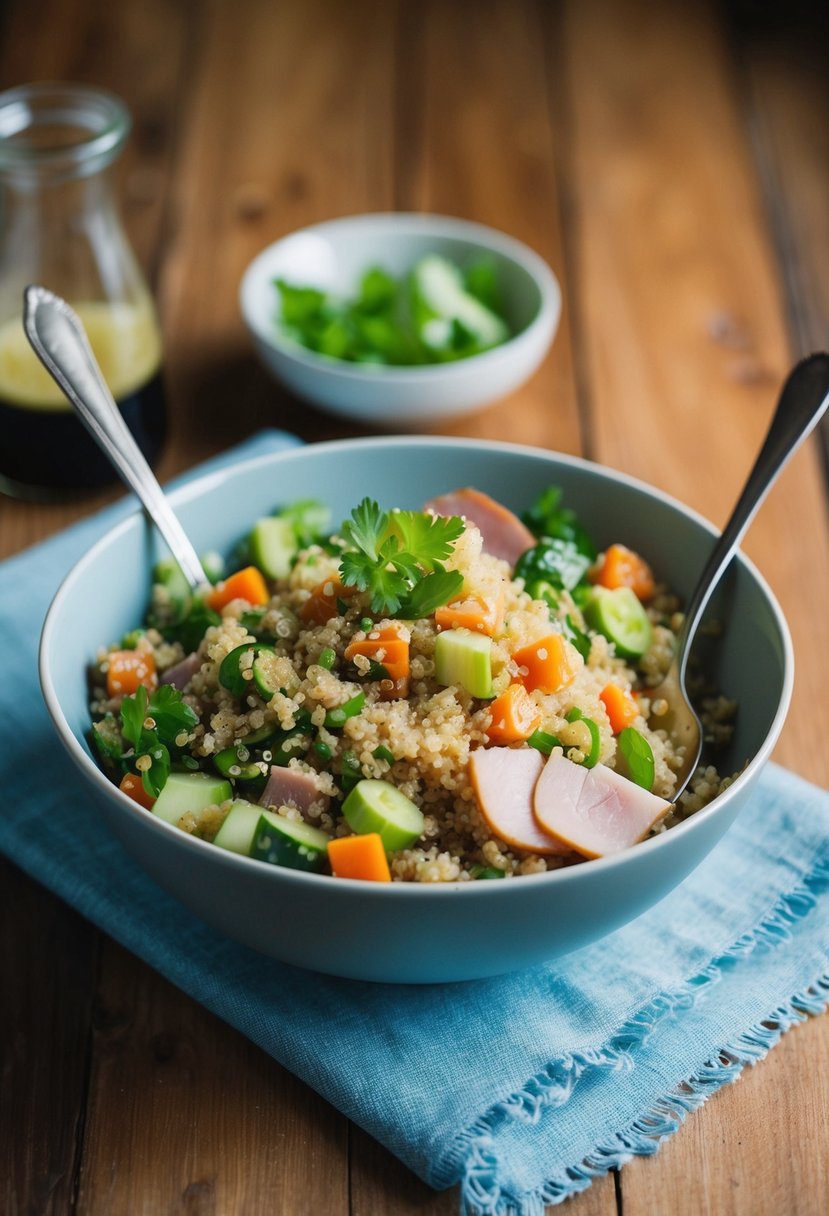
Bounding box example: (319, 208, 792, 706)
(206, 565, 269, 612)
(300, 576, 358, 625)
(485, 683, 541, 744)
(512, 633, 578, 695)
(590, 543, 655, 601)
(344, 625, 410, 698)
(600, 682, 639, 733)
(119, 771, 156, 810)
(106, 649, 157, 698)
(435, 586, 505, 637)
(327, 833, 392, 882)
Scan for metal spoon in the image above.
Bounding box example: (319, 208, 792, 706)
(655, 352, 829, 802)
(23, 284, 208, 591)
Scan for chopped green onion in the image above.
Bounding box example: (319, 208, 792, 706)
(324, 691, 366, 729)
(314, 740, 333, 760)
(360, 617, 374, 632)
(318, 646, 336, 670)
(470, 865, 506, 880)
(373, 744, 395, 764)
(527, 729, 560, 756)
(565, 707, 601, 768)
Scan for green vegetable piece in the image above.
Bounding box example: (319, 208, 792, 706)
(470, 865, 506, 880)
(434, 628, 493, 698)
(218, 643, 258, 697)
(618, 727, 656, 791)
(153, 555, 192, 619)
(249, 811, 331, 873)
(212, 799, 266, 855)
(164, 599, 222, 653)
(515, 539, 592, 596)
(268, 730, 310, 767)
(584, 587, 652, 659)
(324, 691, 366, 729)
(410, 254, 509, 353)
(521, 486, 597, 558)
(152, 771, 232, 826)
(318, 646, 336, 670)
(527, 729, 560, 756)
(338, 750, 362, 794)
(249, 516, 298, 579)
(342, 778, 424, 851)
(91, 715, 123, 764)
(278, 499, 331, 548)
(120, 628, 144, 650)
(372, 744, 395, 764)
(214, 744, 264, 782)
(251, 646, 290, 700)
(565, 707, 601, 768)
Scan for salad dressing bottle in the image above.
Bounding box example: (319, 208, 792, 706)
(0, 83, 165, 497)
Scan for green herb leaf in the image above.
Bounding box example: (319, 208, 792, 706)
(618, 727, 655, 791)
(515, 539, 593, 595)
(395, 568, 464, 618)
(341, 497, 388, 561)
(141, 740, 171, 799)
(389, 510, 464, 570)
(120, 684, 149, 750)
(147, 684, 198, 745)
(521, 486, 597, 559)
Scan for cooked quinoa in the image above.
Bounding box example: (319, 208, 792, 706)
(90, 489, 737, 883)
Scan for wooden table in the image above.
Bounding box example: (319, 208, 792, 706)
(3, 1, 828, 1211)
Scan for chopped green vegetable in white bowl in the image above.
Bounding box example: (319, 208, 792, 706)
(239, 213, 560, 426)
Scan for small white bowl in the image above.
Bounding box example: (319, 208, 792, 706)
(239, 213, 561, 426)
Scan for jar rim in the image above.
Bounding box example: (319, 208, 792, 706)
(0, 82, 131, 177)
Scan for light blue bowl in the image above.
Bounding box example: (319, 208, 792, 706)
(39, 438, 793, 983)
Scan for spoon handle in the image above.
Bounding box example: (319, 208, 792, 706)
(23, 285, 207, 591)
(679, 352, 829, 673)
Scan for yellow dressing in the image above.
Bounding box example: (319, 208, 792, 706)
(0, 300, 162, 411)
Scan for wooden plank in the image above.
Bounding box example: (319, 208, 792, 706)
(76, 939, 348, 1215)
(392, 0, 582, 451)
(157, 0, 399, 467)
(0, 860, 99, 1216)
(559, 0, 829, 1212)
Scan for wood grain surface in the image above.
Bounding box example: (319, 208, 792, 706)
(1, 1, 828, 1213)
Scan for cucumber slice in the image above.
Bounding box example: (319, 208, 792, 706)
(152, 771, 232, 826)
(249, 812, 330, 873)
(212, 799, 265, 854)
(411, 255, 509, 351)
(249, 516, 298, 579)
(218, 642, 257, 696)
(584, 587, 652, 659)
(251, 647, 288, 699)
(342, 779, 424, 851)
(434, 627, 493, 698)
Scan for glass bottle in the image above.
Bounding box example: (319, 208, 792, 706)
(0, 82, 166, 497)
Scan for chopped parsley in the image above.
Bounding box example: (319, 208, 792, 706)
(338, 498, 464, 617)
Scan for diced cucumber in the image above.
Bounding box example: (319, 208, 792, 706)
(249, 516, 298, 579)
(249, 812, 330, 873)
(411, 255, 509, 352)
(213, 801, 330, 872)
(152, 771, 232, 826)
(342, 779, 424, 851)
(434, 627, 493, 698)
(212, 799, 265, 854)
(252, 647, 290, 699)
(584, 587, 652, 659)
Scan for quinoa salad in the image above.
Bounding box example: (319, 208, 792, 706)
(89, 486, 737, 883)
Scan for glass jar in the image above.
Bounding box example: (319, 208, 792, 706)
(0, 83, 166, 497)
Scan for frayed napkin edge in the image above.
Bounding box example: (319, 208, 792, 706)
(438, 850, 829, 1215)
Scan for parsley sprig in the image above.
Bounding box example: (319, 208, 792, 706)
(121, 684, 199, 798)
(338, 498, 464, 617)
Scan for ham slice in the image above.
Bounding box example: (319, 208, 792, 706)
(424, 487, 536, 565)
(469, 747, 572, 855)
(159, 651, 201, 691)
(259, 766, 327, 816)
(533, 754, 670, 858)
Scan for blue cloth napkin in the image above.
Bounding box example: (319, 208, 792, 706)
(1, 430, 828, 1215)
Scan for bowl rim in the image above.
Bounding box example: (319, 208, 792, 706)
(238, 211, 562, 383)
(39, 435, 795, 900)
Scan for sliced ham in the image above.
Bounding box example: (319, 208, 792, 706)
(424, 487, 536, 566)
(159, 651, 201, 691)
(469, 747, 572, 856)
(533, 754, 671, 858)
(259, 766, 328, 816)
